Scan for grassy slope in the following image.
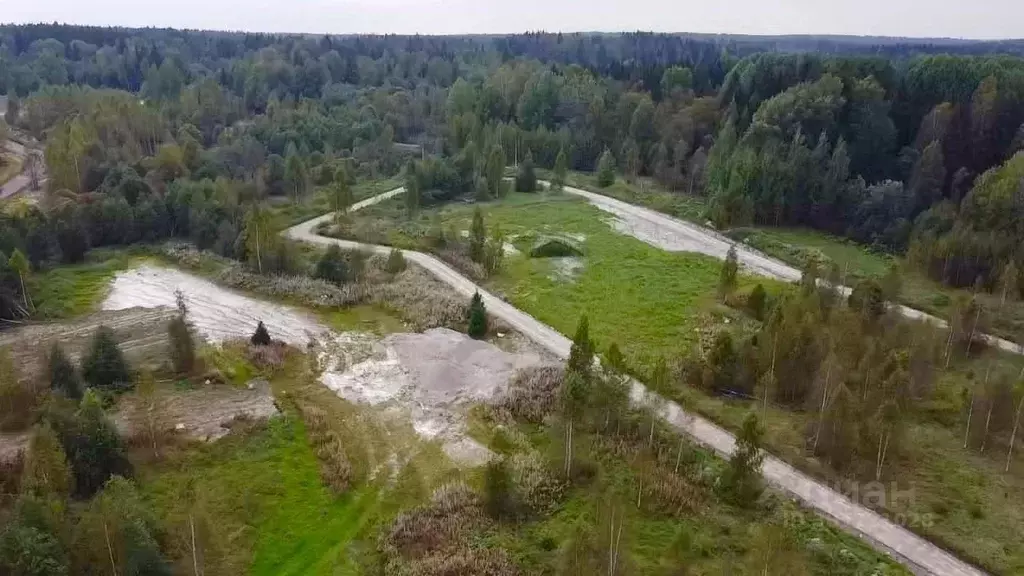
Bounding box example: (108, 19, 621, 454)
(270, 176, 403, 227)
(28, 249, 148, 319)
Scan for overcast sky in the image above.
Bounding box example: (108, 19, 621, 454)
(2, 0, 1021, 40)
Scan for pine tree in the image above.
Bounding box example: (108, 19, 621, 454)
(551, 147, 568, 192)
(81, 326, 132, 392)
(48, 344, 83, 400)
(467, 292, 487, 339)
(50, 390, 132, 497)
(515, 150, 537, 192)
(722, 412, 765, 506)
(748, 283, 767, 320)
(596, 149, 616, 188)
(469, 207, 486, 263)
(251, 321, 272, 346)
(719, 245, 739, 301)
(167, 290, 196, 375)
(567, 315, 595, 381)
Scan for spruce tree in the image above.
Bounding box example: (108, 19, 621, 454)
(48, 344, 83, 400)
(251, 321, 272, 346)
(567, 315, 595, 381)
(314, 244, 350, 284)
(81, 326, 132, 392)
(167, 290, 196, 375)
(722, 412, 766, 507)
(596, 149, 616, 188)
(747, 283, 767, 321)
(467, 292, 487, 339)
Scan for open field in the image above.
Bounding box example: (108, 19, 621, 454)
(331, 191, 778, 367)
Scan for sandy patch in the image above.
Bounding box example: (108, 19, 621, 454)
(103, 265, 330, 347)
(548, 256, 585, 282)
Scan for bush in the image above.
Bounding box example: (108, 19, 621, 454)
(529, 236, 583, 258)
(314, 244, 350, 285)
(250, 321, 271, 346)
(385, 248, 407, 274)
(483, 457, 517, 520)
(81, 326, 132, 393)
(1, 350, 40, 432)
(467, 291, 487, 339)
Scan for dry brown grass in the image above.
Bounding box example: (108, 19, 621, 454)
(379, 481, 519, 576)
(496, 366, 564, 423)
(372, 266, 469, 331)
(296, 402, 352, 494)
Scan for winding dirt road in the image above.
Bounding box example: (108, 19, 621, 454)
(285, 184, 990, 575)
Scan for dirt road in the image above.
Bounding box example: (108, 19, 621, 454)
(285, 187, 988, 576)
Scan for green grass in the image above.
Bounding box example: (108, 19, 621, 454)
(374, 191, 774, 366)
(141, 417, 376, 575)
(29, 249, 147, 319)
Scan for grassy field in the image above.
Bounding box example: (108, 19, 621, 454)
(734, 226, 1024, 345)
(341, 191, 775, 366)
(28, 248, 149, 319)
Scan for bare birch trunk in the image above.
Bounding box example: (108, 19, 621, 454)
(1007, 395, 1024, 472)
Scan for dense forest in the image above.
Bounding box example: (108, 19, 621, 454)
(2, 25, 1024, 319)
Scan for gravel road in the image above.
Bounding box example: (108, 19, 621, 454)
(284, 185, 988, 576)
(561, 183, 1023, 356)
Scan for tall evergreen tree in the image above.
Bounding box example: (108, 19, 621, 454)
(81, 326, 131, 392)
(515, 150, 537, 192)
(551, 147, 568, 192)
(467, 291, 487, 339)
(567, 315, 595, 381)
(722, 412, 765, 506)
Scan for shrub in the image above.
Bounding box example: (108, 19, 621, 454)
(467, 292, 487, 339)
(1, 350, 40, 432)
(498, 366, 565, 423)
(529, 236, 583, 258)
(250, 321, 271, 346)
(81, 326, 132, 393)
(385, 249, 407, 274)
(49, 390, 132, 498)
(298, 403, 352, 493)
(314, 244, 350, 285)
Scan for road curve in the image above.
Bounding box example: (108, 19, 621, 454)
(284, 186, 987, 576)
(561, 183, 1023, 356)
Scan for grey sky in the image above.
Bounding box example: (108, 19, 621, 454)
(2, 0, 1021, 40)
